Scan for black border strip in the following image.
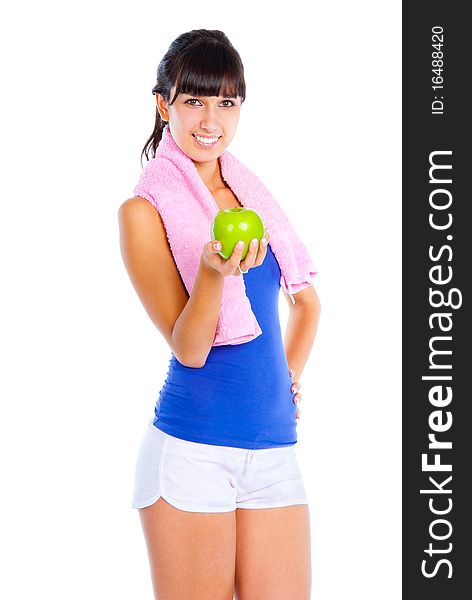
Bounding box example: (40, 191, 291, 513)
(403, 3, 471, 596)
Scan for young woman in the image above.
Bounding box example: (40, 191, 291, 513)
(118, 29, 321, 600)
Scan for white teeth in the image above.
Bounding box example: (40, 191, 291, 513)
(195, 135, 219, 144)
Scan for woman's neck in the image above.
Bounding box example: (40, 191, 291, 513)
(193, 157, 224, 192)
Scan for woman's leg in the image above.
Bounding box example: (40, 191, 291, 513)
(234, 504, 312, 600)
(139, 497, 237, 600)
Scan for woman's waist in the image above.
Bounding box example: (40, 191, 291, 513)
(157, 382, 296, 427)
(167, 352, 292, 389)
(158, 366, 295, 416)
(170, 332, 288, 370)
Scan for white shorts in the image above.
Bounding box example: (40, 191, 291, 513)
(132, 419, 309, 512)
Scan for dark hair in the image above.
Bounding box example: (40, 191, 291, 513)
(140, 29, 246, 167)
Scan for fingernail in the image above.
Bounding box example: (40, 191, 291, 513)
(214, 242, 221, 251)
(236, 240, 244, 249)
(251, 238, 258, 247)
(262, 238, 268, 247)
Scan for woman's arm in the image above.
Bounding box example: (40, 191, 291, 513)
(171, 257, 225, 367)
(118, 197, 225, 368)
(283, 284, 321, 380)
(118, 196, 264, 368)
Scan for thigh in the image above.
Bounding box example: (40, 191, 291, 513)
(139, 497, 237, 600)
(234, 504, 312, 600)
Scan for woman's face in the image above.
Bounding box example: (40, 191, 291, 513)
(156, 86, 242, 164)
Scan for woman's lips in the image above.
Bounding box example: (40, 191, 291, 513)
(192, 134, 221, 148)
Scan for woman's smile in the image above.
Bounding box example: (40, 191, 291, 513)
(192, 134, 221, 148)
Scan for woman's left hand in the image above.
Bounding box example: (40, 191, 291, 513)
(288, 367, 302, 420)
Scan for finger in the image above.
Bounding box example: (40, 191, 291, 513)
(211, 240, 228, 265)
(210, 240, 222, 253)
(227, 240, 246, 271)
(293, 392, 302, 405)
(254, 235, 269, 266)
(290, 381, 301, 394)
(296, 408, 300, 420)
(249, 229, 269, 267)
(239, 238, 259, 271)
(288, 367, 295, 378)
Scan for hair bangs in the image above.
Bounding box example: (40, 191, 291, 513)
(169, 42, 245, 105)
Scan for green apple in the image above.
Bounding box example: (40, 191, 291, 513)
(211, 207, 266, 260)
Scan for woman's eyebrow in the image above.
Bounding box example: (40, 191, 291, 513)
(183, 93, 237, 99)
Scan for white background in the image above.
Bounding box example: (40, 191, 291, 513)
(0, 1, 401, 598)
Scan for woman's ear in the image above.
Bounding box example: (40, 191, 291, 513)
(155, 93, 169, 122)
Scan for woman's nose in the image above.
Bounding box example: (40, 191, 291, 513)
(199, 108, 221, 132)
(200, 122, 220, 134)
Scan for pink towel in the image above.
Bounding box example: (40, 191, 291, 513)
(133, 124, 318, 346)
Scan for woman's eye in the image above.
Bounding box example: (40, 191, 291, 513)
(185, 98, 235, 107)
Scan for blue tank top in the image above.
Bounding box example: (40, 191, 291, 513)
(152, 243, 297, 449)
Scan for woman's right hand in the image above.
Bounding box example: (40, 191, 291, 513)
(201, 232, 270, 277)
